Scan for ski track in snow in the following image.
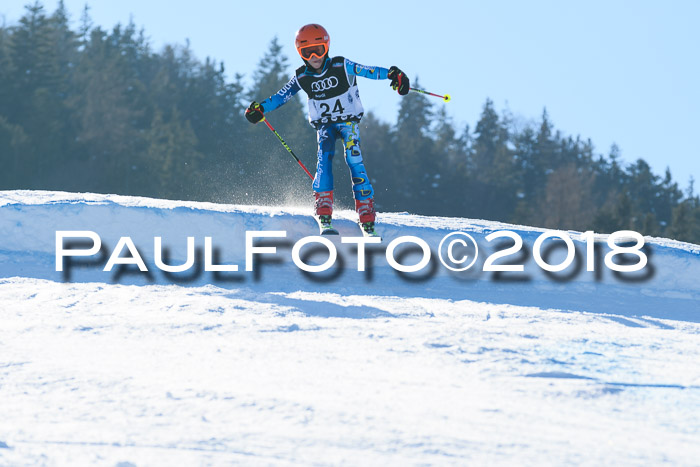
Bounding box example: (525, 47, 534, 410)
(1, 191, 700, 465)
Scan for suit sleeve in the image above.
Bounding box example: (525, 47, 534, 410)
(259, 75, 302, 112)
(344, 59, 389, 80)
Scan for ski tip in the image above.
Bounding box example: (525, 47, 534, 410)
(358, 222, 381, 240)
(314, 215, 339, 236)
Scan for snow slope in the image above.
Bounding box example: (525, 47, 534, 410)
(1, 190, 699, 465)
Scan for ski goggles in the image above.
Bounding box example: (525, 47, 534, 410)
(298, 43, 327, 60)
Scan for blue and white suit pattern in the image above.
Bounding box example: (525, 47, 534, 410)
(260, 56, 389, 200)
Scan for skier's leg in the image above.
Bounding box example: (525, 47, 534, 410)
(340, 122, 375, 223)
(314, 125, 337, 216)
(314, 191, 334, 216)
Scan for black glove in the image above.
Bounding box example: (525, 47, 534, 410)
(388, 66, 410, 96)
(245, 101, 265, 124)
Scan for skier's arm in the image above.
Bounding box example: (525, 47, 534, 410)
(259, 76, 302, 112)
(245, 76, 302, 124)
(345, 59, 410, 95)
(345, 59, 390, 80)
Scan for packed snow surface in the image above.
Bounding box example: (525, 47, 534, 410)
(1, 190, 699, 465)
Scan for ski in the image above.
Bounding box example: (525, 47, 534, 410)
(315, 215, 339, 236)
(314, 216, 381, 239)
(358, 221, 381, 240)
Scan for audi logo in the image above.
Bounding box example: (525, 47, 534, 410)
(311, 76, 339, 92)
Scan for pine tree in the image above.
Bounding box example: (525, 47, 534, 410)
(70, 25, 147, 194)
(391, 78, 436, 212)
(358, 112, 394, 210)
(656, 167, 683, 232)
(0, 21, 14, 117)
(430, 108, 470, 216)
(541, 164, 595, 230)
(0, 116, 29, 188)
(668, 200, 700, 243)
(535, 108, 560, 169)
(666, 179, 700, 243)
(511, 126, 538, 224)
(594, 190, 635, 233)
(45, 0, 80, 187)
(143, 107, 204, 199)
(7, 2, 67, 187)
(470, 99, 517, 220)
(78, 4, 93, 44)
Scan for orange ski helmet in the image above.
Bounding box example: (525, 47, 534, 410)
(295, 24, 330, 61)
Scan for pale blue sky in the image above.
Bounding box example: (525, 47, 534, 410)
(3, 0, 699, 189)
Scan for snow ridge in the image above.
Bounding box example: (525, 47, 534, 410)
(1, 190, 698, 321)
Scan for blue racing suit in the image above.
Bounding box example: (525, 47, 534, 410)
(260, 56, 389, 201)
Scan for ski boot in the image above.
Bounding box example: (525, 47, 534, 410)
(355, 197, 380, 238)
(315, 191, 338, 235)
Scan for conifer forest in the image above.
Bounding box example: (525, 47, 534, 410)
(1, 2, 699, 244)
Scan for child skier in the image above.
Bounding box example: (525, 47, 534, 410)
(245, 23, 410, 236)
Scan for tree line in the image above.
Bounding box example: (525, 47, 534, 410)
(1, 2, 699, 244)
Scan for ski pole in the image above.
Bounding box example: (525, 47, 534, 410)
(410, 87, 451, 102)
(261, 117, 314, 180)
